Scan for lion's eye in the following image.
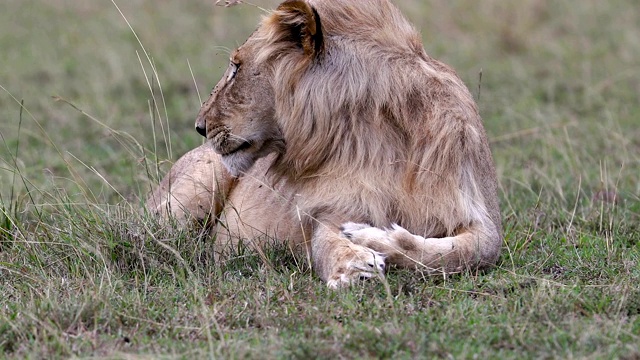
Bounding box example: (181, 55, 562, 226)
(226, 62, 239, 82)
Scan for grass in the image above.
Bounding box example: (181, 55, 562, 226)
(1, 0, 639, 358)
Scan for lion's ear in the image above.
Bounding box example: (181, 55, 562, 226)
(274, 0, 323, 56)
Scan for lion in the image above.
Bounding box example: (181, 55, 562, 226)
(146, 0, 503, 288)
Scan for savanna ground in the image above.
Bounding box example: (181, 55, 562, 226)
(1, 0, 639, 358)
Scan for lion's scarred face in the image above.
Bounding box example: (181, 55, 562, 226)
(195, 0, 323, 177)
(195, 44, 282, 176)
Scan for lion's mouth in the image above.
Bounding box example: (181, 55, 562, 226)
(228, 140, 253, 154)
(216, 137, 284, 177)
(217, 140, 253, 156)
(209, 127, 254, 156)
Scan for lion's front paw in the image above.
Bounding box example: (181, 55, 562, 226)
(326, 244, 386, 289)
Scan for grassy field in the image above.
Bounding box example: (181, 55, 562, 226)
(1, 0, 639, 358)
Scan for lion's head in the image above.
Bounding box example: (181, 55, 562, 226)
(195, 0, 326, 176)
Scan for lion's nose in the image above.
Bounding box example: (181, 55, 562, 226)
(195, 123, 207, 137)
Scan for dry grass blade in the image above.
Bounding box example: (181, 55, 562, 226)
(215, 0, 243, 7)
(215, 0, 267, 11)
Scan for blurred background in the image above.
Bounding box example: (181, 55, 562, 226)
(0, 0, 638, 215)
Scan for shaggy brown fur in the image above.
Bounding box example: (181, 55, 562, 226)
(146, 0, 502, 288)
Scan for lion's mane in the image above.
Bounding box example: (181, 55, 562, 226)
(252, 0, 500, 245)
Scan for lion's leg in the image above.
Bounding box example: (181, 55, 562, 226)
(145, 144, 236, 225)
(340, 222, 499, 273)
(311, 224, 386, 288)
(212, 155, 303, 257)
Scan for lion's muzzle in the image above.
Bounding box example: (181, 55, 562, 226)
(207, 126, 253, 157)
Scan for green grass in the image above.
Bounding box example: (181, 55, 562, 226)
(1, 0, 639, 358)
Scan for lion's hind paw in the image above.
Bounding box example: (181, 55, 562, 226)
(340, 222, 388, 243)
(339, 222, 371, 239)
(340, 222, 394, 247)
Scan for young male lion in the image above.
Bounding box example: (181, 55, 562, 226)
(146, 0, 502, 288)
